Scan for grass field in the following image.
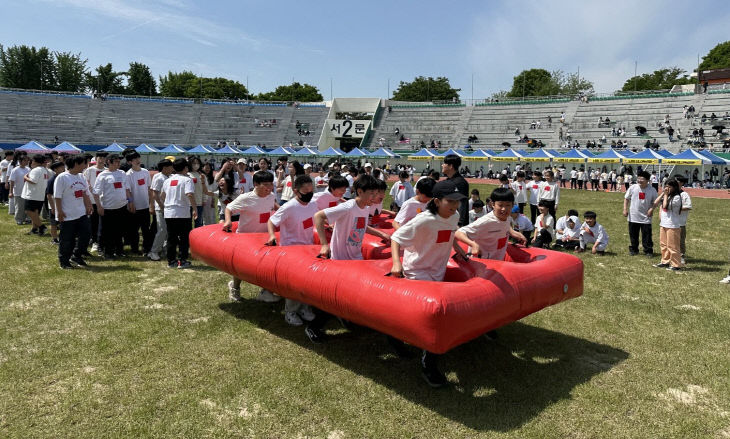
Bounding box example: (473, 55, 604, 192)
(1, 184, 729, 438)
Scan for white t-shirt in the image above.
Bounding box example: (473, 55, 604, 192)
(9, 166, 29, 196)
(127, 168, 151, 209)
(269, 199, 318, 246)
(188, 171, 204, 205)
(83, 166, 106, 205)
(281, 175, 295, 201)
(0, 159, 10, 183)
(624, 184, 658, 224)
(510, 180, 527, 204)
(343, 174, 355, 198)
(527, 179, 541, 205)
(93, 169, 129, 210)
(535, 214, 555, 239)
(312, 190, 342, 211)
(226, 191, 277, 233)
(323, 199, 370, 260)
(659, 195, 683, 228)
(394, 197, 427, 226)
(235, 171, 254, 194)
(21, 166, 49, 201)
(151, 172, 169, 212)
(53, 171, 88, 222)
(570, 169, 577, 179)
(458, 211, 511, 261)
(469, 209, 486, 223)
(678, 192, 692, 227)
(391, 211, 460, 281)
(581, 222, 609, 245)
(512, 214, 534, 232)
(390, 181, 415, 206)
(556, 215, 579, 239)
(162, 174, 194, 218)
(538, 180, 560, 204)
(314, 175, 328, 193)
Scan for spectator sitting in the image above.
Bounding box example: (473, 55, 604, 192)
(710, 113, 717, 121)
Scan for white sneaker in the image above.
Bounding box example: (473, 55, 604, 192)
(147, 252, 161, 261)
(91, 243, 99, 253)
(720, 275, 730, 284)
(680, 257, 686, 266)
(285, 311, 303, 326)
(255, 289, 281, 303)
(228, 281, 241, 302)
(298, 305, 316, 322)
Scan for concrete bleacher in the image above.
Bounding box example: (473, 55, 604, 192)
(370, 105, 467, 149)
(0, 91, 328, 147)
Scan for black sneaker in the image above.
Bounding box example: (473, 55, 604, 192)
(305, 326, 326, 344)
(177, 259, 192, 269)
(667, 266, 681, 272)
(653, 263, 669, 268)
(27, 228, 39, 235)
(59, 262, 74, 270)
(50, 238, 60, 245)
(629, 251, 638, 256)
(167, 260, 179, 268)
(70, 256, 88, 267)
(38, 225, 47, 236)
(645, 252, 655, 257)
(421, 366, 448, 388)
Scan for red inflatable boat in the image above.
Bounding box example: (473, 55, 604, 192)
(190, 222, 583, 354)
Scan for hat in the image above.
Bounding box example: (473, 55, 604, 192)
(164, 155, 175, 161)
(237, 158, 246, 164)
(568, 215, 579, 224)
(364, 162, 372, 168)
(432, 180, 467, 201)
(303, 163, 312, 169)
(511, 205, 520, 213)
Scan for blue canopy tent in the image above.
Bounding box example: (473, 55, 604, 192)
(16, 140, 50, 154)
(523, 149, 556, 163)
(590, 149, 631, 164)
(367, 147, 399, 158)
(101, 142, 126, 153)
(696, 149, 729, 165)
(623, 148, 664, 164)
(656, 149, 674, 158)
(267, 146, 293, 156)
(187, 144, 213, 154)
(293, 147, 319, 157)
(407, 148, 437, 161)
(463, 149, 493, 162)
(491, 148, 523, 163)
(318, 146, 343, 157)
(158, 144, 187, 155)
(51, 141, 82, 154)
(345, 147, 368, 157)
(136, 144, 159, 154)
(240, 145, 267, 156)
(213, 145, 242, 155)
(437, 148, 465, 157)
(554, 149, 590, 164)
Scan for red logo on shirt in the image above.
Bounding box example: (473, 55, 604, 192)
(329, 201, 337, 207)
(240, 178, 246, 184)
(223, 199, 231, 205)
(113, 182, 122, 189)
(544, 186, 551, 191)
(518, 185, 523, 190)
(638, 192, 646, 200)
(583, 227, 594, 236)
(193, 178, 197, 183)
(74, 190, 83, 198)
(170, 180, 178, 187)
(356, 217, 366, 229)
(44, 174, 48, 180)
(137, 178, 145, 186)
(399, 185, 405, 190)
(497, 236, 508, 249)
(259, 212, 270, 223)
(436, 229, 452, 243)
(302, 218, 313, 229)
(286, 181, 292, 187)
(532, 184, 539, 189)
(96, 170, 101, 176)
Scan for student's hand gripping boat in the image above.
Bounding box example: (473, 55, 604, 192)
(190, 221, 583, 354)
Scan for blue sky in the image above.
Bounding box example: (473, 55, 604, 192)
(2, 0, 729, 100)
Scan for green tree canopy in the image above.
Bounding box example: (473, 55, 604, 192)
(505, 69, 594, 98)
(126, 62, 157, 96)
(0, 44, 53, 90)
(54, 51, 87, 92)
(620, 67, 694, 92)
(257, 82, 323, 102)
(698, 41, 730, 71)
(159, 71, 249, 99)
(85, 63, 125, 94)
(391, 76, 460, 102)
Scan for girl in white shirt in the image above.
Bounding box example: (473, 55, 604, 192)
(390, 180, 472, 388)
(279, 161, 305, 204)
(652, 178, 684, 270)
(532, 200, 555, 249)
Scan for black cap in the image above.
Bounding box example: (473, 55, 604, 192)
(432, 180, 467, 200)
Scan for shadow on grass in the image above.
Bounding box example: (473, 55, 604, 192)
(219, 301, 629, 432)
(84, 264, 143, 273)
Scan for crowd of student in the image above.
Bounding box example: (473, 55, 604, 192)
(1, 149, 726, 387)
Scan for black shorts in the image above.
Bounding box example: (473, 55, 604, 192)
(24, 198, 43, 212)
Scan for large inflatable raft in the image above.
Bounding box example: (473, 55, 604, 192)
(190, 221, 583, 354)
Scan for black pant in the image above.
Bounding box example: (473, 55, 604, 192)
(127, 209, 153, 253)
(90, 204, 101, 245)
(165, 217, 192, 263)
(570, 178, 577, 189)
(533, 229, 553, 248)
(554, 239, 579, 250)
(518, 202, 525, 214)
(101, 206, 128, 256)
(0, 183, 8, 203)
(628, 222, 653, 254)
(530, 204, 538, 225)
(652, 183, 659, 192)
(58, 215, 91, 264)
(577, 180, 584, 189)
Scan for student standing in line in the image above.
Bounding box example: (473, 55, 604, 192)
(21, 154, 49, 236)
(538, 170, 560, 220)
(527, 170, 542, 224)
(160, 158, 196, 269)
(148, 159, 173, 261)
(510, 170, 528, 214)
(9, 154, 30, 225)
(46, 161, 66, 244)
(93, 154, 134, 259)
(54, 155, 93, 269)
(0, 151, 14, 205)
(125, 152, 153, 255)
(84, 151, 108, 254)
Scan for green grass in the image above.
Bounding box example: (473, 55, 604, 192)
(1, 186, 729, 438)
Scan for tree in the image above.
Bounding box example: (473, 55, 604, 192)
(85, 63, 125, 94)
(391, 76, 460, 102)
(621, 67, 694, 92)
(54, 51, 87, 92)
(159, 71, 249, 99)
(257, 82, 323, 102)
(0, 44, 54, 90)
(507, 69, 559, 98)
(554, 71, 594, 96)
(698, 41, 730, 71)
(126, 62, 157, 96)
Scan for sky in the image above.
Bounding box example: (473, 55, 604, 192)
(2, 0, 729, 100)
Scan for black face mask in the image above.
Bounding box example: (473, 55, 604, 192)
(299, 192, 314, 203)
